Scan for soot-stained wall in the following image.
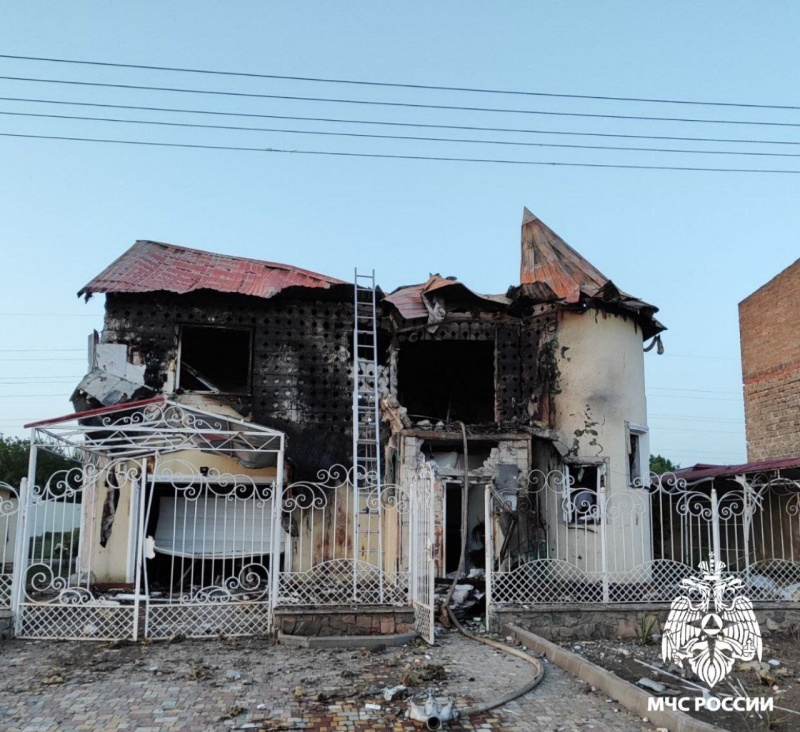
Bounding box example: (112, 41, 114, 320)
(101, 290, 354, 476)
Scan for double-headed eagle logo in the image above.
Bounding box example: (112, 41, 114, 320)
(662, 554, 762, 688)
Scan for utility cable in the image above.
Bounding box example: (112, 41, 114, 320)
(7, 108, 800, 159)
(3, 75, 800, 128)
(5, 95, 800, 147)
(2, 53, 799, 112)
(5, 132, 800, 174)
(437, 422, 544, 721)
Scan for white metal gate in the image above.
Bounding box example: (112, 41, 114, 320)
(410, 463, 435, 644)
(12, 399, 285, 640)
(0, 482, 22, 608)
(142, 457, 280, 639)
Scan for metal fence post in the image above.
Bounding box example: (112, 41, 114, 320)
(599, 484, 610, 603)
(14, 438, 38, 636)
(10, 477, 28, 625)
(269, 440, 285, 634)
(132, 459, 148, 641)
(484, 484, 493, 632)
(710, 487, 721, 565)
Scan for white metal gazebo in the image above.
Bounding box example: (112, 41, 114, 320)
(12, 397, 286, 640)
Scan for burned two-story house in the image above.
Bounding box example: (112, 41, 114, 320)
(13, 209, 666, 642)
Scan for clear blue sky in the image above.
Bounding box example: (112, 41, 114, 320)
(2, 2, 799, 467)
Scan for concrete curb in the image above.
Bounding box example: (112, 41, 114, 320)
(506, 624, 720, 732)
(277, 630, 417, 649)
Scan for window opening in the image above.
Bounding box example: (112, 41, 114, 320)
(626, 422, 648, 486)
(563, 463, 603, 524)
(398, 340, 495, 423)
(178, 326, 252, 393)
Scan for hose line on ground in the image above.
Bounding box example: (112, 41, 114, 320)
(438, 422, 545, 717)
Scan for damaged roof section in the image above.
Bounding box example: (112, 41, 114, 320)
(384, 275, 510, 323)
(78, 240, 346, 301)
(382, 209, 665, 340)
(510, 208, 665, 339)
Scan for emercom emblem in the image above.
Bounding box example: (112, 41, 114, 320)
(662, 554, 762, 688)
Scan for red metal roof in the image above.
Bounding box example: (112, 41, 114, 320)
(78, 240, 346, 300)
(520, 208, 612, 302)
(25, 396, 167, 429)
(384, 275, 510, 321)
(665, 456, 800, 483)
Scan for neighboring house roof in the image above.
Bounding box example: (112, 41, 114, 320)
(78, 240, 346, 301)
(663, 456, 800, 484)
(384, 275, 510, 321)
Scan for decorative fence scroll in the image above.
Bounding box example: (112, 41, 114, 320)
(0, 482, 21, 607)
(488, 469, 800, 607)
(276, 465, 411, 607)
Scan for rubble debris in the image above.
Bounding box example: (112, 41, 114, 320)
(383, 684, 408, 701)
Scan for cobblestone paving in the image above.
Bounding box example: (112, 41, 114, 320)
(0, 631, 651, 731)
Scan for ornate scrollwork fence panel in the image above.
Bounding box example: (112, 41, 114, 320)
(276, 465, 411, 607)
(143, 459, 277, 639)
(489, 468, 800, 607)
(16, 457, 139, 640)
(409, 463, 435, 644)
(0, 481, 21, 607)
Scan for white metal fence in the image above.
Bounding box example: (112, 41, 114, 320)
(409, 463, 435, 644)
(0, 482, 21, 607)
(275, 465, 411, 607)
(8, 399, 436, 641)
(487, 469, 800, 607)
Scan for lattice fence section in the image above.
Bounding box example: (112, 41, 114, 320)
(488, 469, 800, 607)
(0, 574, 11, 608)
(278, 559, 409, 606)
(146, 602, 272, 639)
(492, 559, 605, 604)
(18, 604, 136, 640)
(737, 559, 800, 601)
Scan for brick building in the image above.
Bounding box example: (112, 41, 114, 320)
(739, 257, 800, 461)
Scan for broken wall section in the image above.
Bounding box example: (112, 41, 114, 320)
(87, 291, 355, 476)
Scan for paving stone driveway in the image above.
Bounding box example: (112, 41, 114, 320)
(0, 631, 649, 731)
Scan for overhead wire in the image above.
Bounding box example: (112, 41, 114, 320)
(4, 75, 800, 128)
(4, 95, 800, 148)
(2, 53, 800, 112)
(6, 132, 800, 173)
(6, 109, 800, 159)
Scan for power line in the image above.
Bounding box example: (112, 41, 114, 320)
(0, 394, 71, 398)
(649, 414, 743, 422)
(5, 95, 800, 148)
(649, 386, 739, 394)
(0, 357, 86, 362)
(0, 348, 83, 353)
(8, 108, 800, 159)
(5, 131, 800, 174)
(3, 53, 800, 113)
(660, 354, 738, 361)
(647, 394, 740, 401)
(652, 427, 742, 434)
(4, 75, 800, 129)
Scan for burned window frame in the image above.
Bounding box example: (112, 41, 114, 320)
(626, 422, 648, 487)
(176, 324, 254, 395)
(562, 460, 606, 525)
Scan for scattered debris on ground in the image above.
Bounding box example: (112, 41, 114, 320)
(561, 631, 800, 731)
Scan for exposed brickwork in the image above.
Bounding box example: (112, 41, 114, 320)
(739, 258, 800, 461)
(102, 291, 354, 476)
(276, 607, 415, 636)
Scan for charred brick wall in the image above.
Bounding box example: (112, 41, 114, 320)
(739, 259, 800, 461)
(102, 291, 353, 475)
(393, 312, 559, 428)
